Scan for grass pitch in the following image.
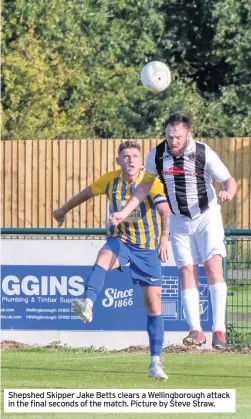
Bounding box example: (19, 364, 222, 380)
(1, 348, 251, 419)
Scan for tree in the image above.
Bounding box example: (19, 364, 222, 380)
(2, 0, 168, 138)
(2, 0, 251, 139)
(213, 0, 251, 135)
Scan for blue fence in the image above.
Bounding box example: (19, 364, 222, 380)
(1, 228, 250, 336)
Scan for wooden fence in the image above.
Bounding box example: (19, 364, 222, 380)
(1, 138, 251, 230)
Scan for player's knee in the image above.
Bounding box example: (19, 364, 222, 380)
(144, 298, 161, 316)
(204, 256, 223, 281)
(205, 265, 222, 282)
(181, 265, 194, 275)
(180, 265, 197, 288)
(146, 306, 161, 316)
(142, 286, 161, 315)
(96, 251, 116, 270)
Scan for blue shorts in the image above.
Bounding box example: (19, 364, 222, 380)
(102, 237, 162, 287)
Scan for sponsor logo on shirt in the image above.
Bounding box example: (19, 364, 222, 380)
(188, 152, 196, 162)
(159, 153, 170, 160)
(118, 200, 141, 222)
(161, 165, 198, 177)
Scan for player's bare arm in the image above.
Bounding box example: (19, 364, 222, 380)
(218, 176, 237, 202)
(52, 186, 94, 226)
(156, 202, 170, 263)
(110, 180, 154, 226)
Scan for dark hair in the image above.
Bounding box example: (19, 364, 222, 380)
(118, 140, 141, 154)
(163, 111, 192, 132)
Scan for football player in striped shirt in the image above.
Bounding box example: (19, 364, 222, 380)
(110, 113, 237, 350)
(53, 140, 170, 380)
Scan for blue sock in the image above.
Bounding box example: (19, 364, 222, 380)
(84, 265, 107, 305)
(147, 314, 164, 357)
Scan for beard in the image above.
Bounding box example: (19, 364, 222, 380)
(168, 138, 190, 157)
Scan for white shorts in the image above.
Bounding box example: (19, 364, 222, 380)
(170, 205, 226, 269)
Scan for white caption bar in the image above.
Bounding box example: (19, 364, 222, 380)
(4, 389, 236, 413)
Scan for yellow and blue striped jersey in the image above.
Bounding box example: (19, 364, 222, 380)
(90, 169, 167, 250)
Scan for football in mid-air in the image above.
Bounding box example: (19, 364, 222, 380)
(140, 61, 171, 93)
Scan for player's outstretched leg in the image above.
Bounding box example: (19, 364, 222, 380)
(72, 264, 107, 323)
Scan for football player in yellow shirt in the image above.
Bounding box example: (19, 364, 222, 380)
(53, 140, 170, 380)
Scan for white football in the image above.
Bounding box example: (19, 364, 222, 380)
(140, 61, 171, 93)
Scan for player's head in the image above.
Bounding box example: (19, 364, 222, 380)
(163, 111, 192, 157)
(117, 141, 143, 177)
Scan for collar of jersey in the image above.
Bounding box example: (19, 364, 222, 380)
(119, 169, 144, 185)
(186, 137, 195, 152)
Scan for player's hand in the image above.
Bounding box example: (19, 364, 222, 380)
(109, 211, 125, 226)
(158, 236, 168, 263)
(217, 191, 231, 202)
(52, 208, 66, 226)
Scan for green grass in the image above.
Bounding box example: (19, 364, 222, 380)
(227, 281, 251, 314)
(1, 349, 251, 419)
(226, 279, 251, 342)
(226, 239, 251, 270)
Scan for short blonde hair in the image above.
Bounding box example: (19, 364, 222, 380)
(118, 140, 141, 154)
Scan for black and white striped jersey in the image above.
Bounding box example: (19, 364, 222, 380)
(145, 139, 230, 219)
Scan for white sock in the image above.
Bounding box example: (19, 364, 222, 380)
(209, 282, 227, 333)
(181, 288, 201, 331)
(151, 356, 160, 364)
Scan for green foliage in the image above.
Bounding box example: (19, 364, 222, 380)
(213, 0, 251, 136)
(227, 323, 251, 345)
(2, 0, 251, 139)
